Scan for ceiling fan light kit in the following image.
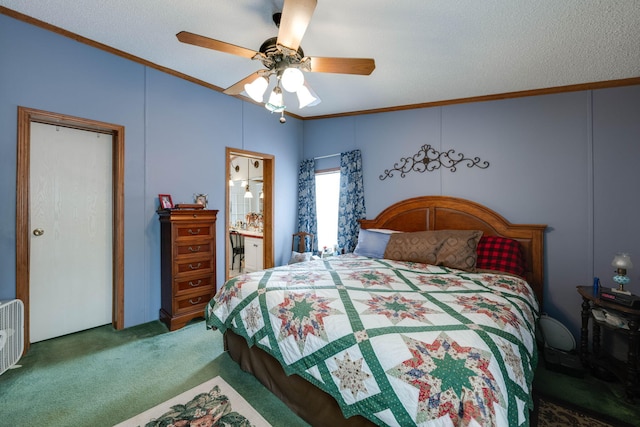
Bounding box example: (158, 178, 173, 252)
(296, 82, 320, 108)
(281, 67, 305, 92)
(176, 0, 375, 123)
(244, 76, 269, 102)
(265, 85, 285, 113)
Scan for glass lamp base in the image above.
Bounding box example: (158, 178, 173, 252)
(612, 275, 631, 295)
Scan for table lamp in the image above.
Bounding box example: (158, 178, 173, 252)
(611, 252, 633, 294)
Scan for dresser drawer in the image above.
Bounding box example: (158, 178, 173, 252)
(174, 223, 214, 240)
(174, 241, 213, 258)
(175, 275, 214, 295)
(175, 258, 213, 275)
(174, 290, 211, 314)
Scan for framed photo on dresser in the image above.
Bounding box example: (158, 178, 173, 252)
(194, 193, 208, 207)
(159, 194, 173, 209)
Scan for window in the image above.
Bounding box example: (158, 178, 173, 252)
(315, 170, 340, 252)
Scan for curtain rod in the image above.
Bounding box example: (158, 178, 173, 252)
(314, 153, 340, 160)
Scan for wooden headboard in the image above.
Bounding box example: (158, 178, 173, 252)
(359, 196, 547, 304)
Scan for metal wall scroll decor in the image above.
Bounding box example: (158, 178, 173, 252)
(379, 144, 489, 180)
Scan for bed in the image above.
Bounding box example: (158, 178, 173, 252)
(206, 196, 546, 426)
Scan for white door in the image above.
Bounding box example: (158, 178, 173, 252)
(29, 123, 113, 342)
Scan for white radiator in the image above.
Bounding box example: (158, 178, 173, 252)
(0, 299, 24, 375)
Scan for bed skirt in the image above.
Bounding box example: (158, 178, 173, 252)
(224, 330, 375, 427)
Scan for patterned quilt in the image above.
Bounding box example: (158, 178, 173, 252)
(206, 254, 539, 427)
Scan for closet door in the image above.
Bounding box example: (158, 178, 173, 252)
(29, 123, 113, 342)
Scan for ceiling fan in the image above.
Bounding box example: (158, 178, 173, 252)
(176, 0, 375, 122)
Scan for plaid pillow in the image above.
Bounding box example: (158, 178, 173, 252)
(476, 235, 526, 277)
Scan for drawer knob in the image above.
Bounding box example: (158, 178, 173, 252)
(189, 280, 202, 287)
(188, 263, 202, 270)
(189, 297, 202, 305)
(188, 228, 201, 235)
(188, 246, 201, 252)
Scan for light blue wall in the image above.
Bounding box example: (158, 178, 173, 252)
(303, 87, 640, 338)
(3, 12, 640, 341)
(0, 13, 301, 327)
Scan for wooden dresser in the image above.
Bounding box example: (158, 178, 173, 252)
(158, 209, 218, 330)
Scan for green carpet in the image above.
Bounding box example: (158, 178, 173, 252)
(2, 320, 639, 426)
(0, 320, 308, 427)
(533, 354, 640, 426)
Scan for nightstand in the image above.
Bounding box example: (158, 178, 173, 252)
(577, 285, 640, 399)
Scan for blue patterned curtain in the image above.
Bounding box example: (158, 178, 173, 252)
(337, 150, 366, 253)
(296, 158, 318, 252)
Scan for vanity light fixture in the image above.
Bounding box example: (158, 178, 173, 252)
(243, 158, 253, 198)
(244, 184, 253, 199)
(229, 162, 240, 186)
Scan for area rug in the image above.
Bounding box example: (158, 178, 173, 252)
(532, 393, 634, 427)
(114, 376, 271, 427)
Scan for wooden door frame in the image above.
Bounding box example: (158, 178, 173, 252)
(225, 147, 274, 280)
(16, 106, 125, 352)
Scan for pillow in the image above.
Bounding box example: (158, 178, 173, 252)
(353, 228, 393, 258)
(476, 235, 526, 277)
(288, 251, 312, 264)
(367, 228, 403, 234)
(383, 230, 483, 272)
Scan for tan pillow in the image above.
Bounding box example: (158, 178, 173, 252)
(383, 230, 483, 272)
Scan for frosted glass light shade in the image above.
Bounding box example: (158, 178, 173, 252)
(612, 253, 633, 269)
(244, 76, 269, 102)
(281, 67, 304, 93)
(244, 185, 253, 199)
(296, 83, 320, 108)
(265, 86, 285, 112)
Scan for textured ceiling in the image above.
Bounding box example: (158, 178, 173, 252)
(2, 0, 639, 119)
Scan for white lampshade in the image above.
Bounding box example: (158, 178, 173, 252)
(228, 178, 234, 186)
(612, 253, 633, 269)
(265, 86, 285, 112)
(244, 185, 253, 199)
(281, 67, 304, 93)
(244, 76, 269, 102)
(296, 83, 321, 108)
